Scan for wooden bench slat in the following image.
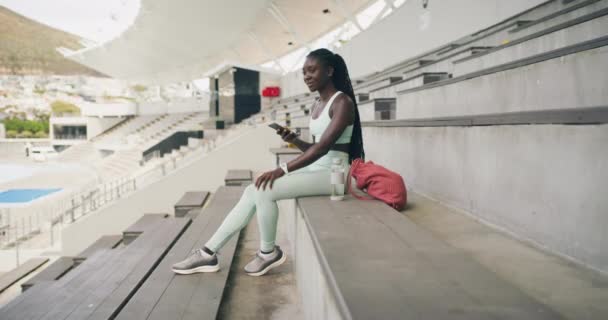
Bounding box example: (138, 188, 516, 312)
(74, 234, 123, 264)
(69, 218, 191, 320)
(174, 191, 210, 217)
(116, 186, 245, 320)
(183, 208, 203, 219)
(39, 218, 175, 320)
(20, 257, 76, 291)
(0, 250, 115, 320)
(224, 170, 253, 186)
(0, 216, 187, 320)
(0, 258, 48, 294)
(298, 197, 564, 319)
(123, 214, 168, 245)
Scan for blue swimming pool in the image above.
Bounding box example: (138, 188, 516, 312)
(0, 188, 62, 203)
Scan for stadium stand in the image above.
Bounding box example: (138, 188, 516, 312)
(1, 1, 607, 319)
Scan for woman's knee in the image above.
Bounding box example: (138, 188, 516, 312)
(248, 183, 276, 202)
(244, 183, 256, 197)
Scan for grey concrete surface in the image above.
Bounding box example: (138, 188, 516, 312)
(396, 45, 608, 119)
(217, 199, 303, 320)
(454, 7, 608, 76)
(405, 192, 608, 319)
(362, 124, 608, 273)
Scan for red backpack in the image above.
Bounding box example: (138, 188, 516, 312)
(346, 158, 407, 211)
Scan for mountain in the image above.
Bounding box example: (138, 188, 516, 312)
(0, 6, 107, 77)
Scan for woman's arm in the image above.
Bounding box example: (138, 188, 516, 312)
(276, 127, 313, 152)
(284, 94, 354, 172)
(290, 137, 313, 152)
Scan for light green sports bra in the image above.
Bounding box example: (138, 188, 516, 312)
(309, 91, 353, 144)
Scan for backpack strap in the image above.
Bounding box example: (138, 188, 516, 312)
(347, 158, 375, 201)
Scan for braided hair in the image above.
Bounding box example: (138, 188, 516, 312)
(307, 48, 365, 164)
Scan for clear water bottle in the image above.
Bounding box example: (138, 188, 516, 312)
(330, 158, 345, 201)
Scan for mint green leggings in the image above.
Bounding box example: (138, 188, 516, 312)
(205, 150, 350, 252)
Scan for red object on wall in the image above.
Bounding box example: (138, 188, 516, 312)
(262, 86, 281, 97)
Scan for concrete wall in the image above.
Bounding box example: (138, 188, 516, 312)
(260, 71, 282, 110)
(61, 125, 279, 256)
(454, 9, 608, 76)
(293, 204, 345, 320)
(137, 98, 207, 115)
(362, 124, 608, 273)
(338, 0, 546, 79)
(86, 117, 125, 139)
(279, 197, 344, 320)
(358, 100, 376, 122)
(168, 97, 209, 114)
(280, 72, 309, 101)
(278, 0, 545, 97)
(81, 102, 137, 117)
(137, 101, 168, 115)
(397, 46, 608, 119)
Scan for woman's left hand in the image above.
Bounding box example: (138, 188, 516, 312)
(255, 168, 285, 190)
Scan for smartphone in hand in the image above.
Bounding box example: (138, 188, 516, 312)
(268, 122, 284, 131)
(268, 122, 300, 138)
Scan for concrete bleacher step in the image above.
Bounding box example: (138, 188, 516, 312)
(396, 35, 608, 119)
(510, 0, 601, 34)
(0, 258, 49, 294)
(370, 72, 450, 99)
(360, 0, 582, 85)
(224, 169, 253, 186)
(358, 98, 397, 121)
(0, 216, 190, 320)
(355, 92, 370, 103)
(116, 186, 245, 320)
(355, 76, 402, 94)
(293, 195, 566, 319)
(174, 191, 211, 218)
(123, 213, 170, 245)
(401, 45, 495, 80)
(403, 192, 608, 319)
(453, 3, 608, 76)
(508, 0, 607, 39)
(400, 59, 434, 73)
(435, 43, 462, 56)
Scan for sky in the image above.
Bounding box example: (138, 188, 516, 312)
(0, 0, 140, 44)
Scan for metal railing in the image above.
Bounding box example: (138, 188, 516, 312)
(0, 177, 135, 248)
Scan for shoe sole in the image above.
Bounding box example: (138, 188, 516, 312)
(245, 252, 287, 277)
(172, 264, 220, 275)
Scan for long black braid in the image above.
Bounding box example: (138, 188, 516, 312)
(307, 48, 365, 164)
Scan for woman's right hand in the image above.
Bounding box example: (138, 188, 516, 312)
(277, 127, 298, 143)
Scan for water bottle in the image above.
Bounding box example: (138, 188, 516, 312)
(330, 158, 345, 201)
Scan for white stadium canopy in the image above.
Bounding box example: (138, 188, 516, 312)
(65, 0, 375, 83)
